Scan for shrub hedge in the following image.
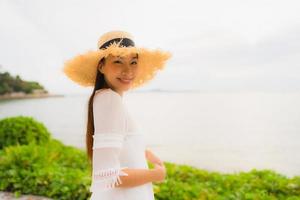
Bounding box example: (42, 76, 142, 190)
(0, 116, 299, 199)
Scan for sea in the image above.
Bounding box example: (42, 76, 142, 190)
(1, 90, 299, 178)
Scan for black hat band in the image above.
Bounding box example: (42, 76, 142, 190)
(99, 38, 135, 50)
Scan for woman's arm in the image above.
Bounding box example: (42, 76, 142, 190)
(116, 166, 166, 188)
(116, 149, 166, 188)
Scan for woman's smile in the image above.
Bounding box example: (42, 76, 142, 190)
(117, 77, 134, 84)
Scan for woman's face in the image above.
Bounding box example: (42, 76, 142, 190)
(99, 53, 139, 95)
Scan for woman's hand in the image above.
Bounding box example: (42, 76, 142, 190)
(145, 149, 163, 166)
(152, 162, 166, 183)
(145, 149, 167, 183)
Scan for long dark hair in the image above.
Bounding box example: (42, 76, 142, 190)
(86, 57, 108, 166)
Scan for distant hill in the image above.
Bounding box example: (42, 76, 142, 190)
(0, 71, 47, 95)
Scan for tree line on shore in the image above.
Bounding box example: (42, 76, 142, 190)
(0, 71, 46, 95)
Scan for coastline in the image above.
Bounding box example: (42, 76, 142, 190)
(0, 93, 64, 100)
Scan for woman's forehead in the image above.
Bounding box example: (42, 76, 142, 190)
(109, 53, 138, 59)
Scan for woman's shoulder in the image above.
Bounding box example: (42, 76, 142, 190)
(93, 88, 127, 118)
(93, 88, 123, 108)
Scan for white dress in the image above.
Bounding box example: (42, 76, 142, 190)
(90, 88, 155, 200)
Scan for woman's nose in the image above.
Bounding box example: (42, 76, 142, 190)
(122, 67, 132, 76)
(122, 64, 133, 73)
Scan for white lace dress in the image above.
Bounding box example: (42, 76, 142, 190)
(89, 88, 155, 200)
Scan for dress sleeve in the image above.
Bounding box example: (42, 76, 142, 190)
(90, 90, 129, 193)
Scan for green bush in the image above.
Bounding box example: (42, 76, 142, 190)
(0, 116, 51, 149)
(0, 140, 299, 200)
(154, 162, 300, 200)
(0, 115, 299, 200)
(0, 139, 91, 200)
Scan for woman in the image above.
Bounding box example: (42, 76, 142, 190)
(62, 30, 172, 200)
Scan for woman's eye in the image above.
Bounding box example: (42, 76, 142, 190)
(114, 60, 122, 64)
(131, 61, 137, 65)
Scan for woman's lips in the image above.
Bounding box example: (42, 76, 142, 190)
(118, 77, 133, 84)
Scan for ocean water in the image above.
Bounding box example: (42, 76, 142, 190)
(1, 91, 299, 177)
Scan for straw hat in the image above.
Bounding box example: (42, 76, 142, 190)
(62, 30, 172, 89)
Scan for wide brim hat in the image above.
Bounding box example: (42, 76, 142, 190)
(62, 30, 172, 89)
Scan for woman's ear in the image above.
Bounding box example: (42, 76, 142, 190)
(98, 57, 106, 74)
(98, 64, 104, 74)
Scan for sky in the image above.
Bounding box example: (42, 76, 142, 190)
(0, 0, 300, 94)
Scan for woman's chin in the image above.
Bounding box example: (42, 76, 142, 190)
(115, 83, 131, 91)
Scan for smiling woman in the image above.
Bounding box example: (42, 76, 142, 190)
(62, 30, 171, 200)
